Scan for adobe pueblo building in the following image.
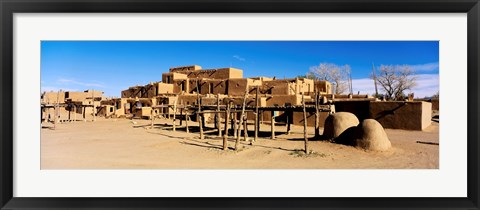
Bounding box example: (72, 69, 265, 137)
(41, 65, 433, 135)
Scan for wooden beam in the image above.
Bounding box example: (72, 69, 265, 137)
(232, 112, 237, 138)
(302, 91, 309, 153)
(173, 96, 178, 132)
(92, 89, 96, 122)
(286, 110, 291, 135)
(254, 86, 259, 142)
(150, 108, 154, 129)
(216, 93, 222, 137)
(185, 109, 189, 134)
(243, 114, 248, 143)
(197, 80, 204, 140)
(315, 91, 320, 137)
(223, 102, 231, 150)
(271, 110, 275, 139)
(235, 89, 248, 151)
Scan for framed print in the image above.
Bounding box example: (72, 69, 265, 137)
(1, 0, 479, 209)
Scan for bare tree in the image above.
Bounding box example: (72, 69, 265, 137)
(309, 63, 351, 94)
(373, 64, 417, 101)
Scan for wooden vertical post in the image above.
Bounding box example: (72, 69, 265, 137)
(68, 104, 71, 122)
(83, 106, 86, 121)
(113, 100, 117, 118)
(271, 110, 275, 139)
(180, 100, 183, 126)
(197, 79, 204, 139)
(286, 111, 291, 135)
(235, 89, 248, 150)
(92, 89, 96, 122)
(54, 90, 59, 129)
(315, 91, 320, 137)
(232, 112, 237, 138)
(185, 108, 190, 134)
(216, 94, 222, 137)
(223, 101, 231, 150)
(173, 97, 177, 132)
(53, 106, 57, 130)
(254, 86, 259, 142)
(302, 90, 309, 153)
(243, 115, 248, 143)
(150, 108, 154, 129)
(73, 105, 77, 122)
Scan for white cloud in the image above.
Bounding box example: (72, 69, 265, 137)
(233, 55, 246, 61)
(410, 62, 439, 72)
(409, 74, 439, 98)
(351, 74, 439, 98)
(352, 78, 376, 95)
(58, 78, 105, 88)
(41, 86, 78, 92)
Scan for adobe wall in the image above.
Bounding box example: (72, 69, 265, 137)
(174, 68, 242, 80)
(315, 80, 332, 94)
(262, 80, 290, 95)
(265, 94, 302, 106)
(162, 72, 188, 84)
(157, 83, 174, 94)
(169, 65, 202, 72)
(334, 101, 371, 121)
(66, 90, 103, 102)
(228, 78, 249, 96)
(172, 79, 188, 94)
(42, 91, 65, 104)
(200, 80, 228, 95)
(228, 68, 243, 78)
(291, 111, 329, 127)
(421, 102, 433, 130)
(369, 101, 432, 130)
(121, 86, 142, 98)
(296, 78, 315, 94)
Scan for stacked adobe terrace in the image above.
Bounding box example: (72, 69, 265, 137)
(114, 65, 335, 129)
(41, 65, 433, 133)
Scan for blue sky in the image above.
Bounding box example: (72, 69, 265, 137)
(41, 41, 439, 98)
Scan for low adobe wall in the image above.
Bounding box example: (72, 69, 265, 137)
(369, 101, 432, 130)
(331, 101, 432, 130)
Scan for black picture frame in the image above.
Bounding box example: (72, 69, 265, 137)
(1, 0, 479, 209)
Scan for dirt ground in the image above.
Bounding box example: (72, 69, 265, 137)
(41, 117, 439, 169)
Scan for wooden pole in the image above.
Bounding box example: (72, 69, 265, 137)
(92, 89, 96, 122)
(270, 110, 275, 139)
(302, 90, 309, 153)
(243, 115, 248, 143)
(286, 111, 291, 135)
(185, 109, 189, 134)
(150, 108, 154, 129)
(315, 91, 320, 137)
(68, 104, 71, 122)
(232, 112, 237, 138)
(53, 106, 57, 129)
(223, 101, 231, 150)
(54, 90, 59, 129)
(216, 93, 222, 137)
(254, 86, 259, 142)
(235, 89, 248, 150)
(173, 97, 177, 132)
(73, 105, 76, 122)
(113, 100, 117, 118)
(180, 100, 183, 126)
(197, 80, 204, 139)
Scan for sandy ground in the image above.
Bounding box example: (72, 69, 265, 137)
(41, 117, 439, 169)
